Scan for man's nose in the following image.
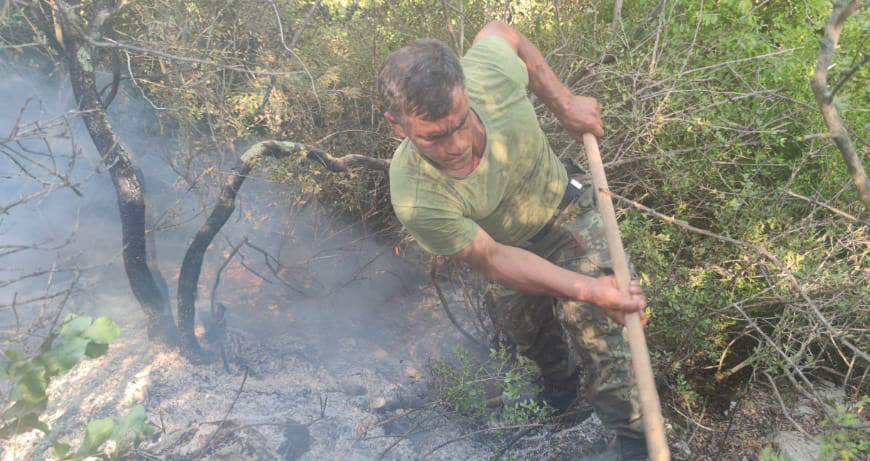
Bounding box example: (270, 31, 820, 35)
(444, 131, 467, 153)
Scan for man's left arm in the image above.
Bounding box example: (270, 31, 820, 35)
(473, 21, 603, 139)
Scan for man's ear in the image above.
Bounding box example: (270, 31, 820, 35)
(384, 112, 407, 138)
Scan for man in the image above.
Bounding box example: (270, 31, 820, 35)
(380, 20, 649, 460)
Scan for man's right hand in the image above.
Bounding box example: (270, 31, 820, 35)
(555, 94, 605, 140)
(585, 276, 648, 326)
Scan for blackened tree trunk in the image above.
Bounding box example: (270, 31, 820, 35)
(30, 0, 179, 346)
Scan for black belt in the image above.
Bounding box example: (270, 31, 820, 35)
(528, 179, 585, 243)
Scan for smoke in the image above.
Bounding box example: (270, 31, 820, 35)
(0, 62, 428, 356)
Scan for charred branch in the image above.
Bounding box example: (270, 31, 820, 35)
(176, 140, 387, 356)
(210, 238, 247, 318)
(241, 240, 310, 296)
(430, 258, 484, 348)
(810, 0, 870, 214)
(100, 49, 121, 108)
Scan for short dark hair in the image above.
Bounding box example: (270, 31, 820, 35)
(378, 39, 464, 121)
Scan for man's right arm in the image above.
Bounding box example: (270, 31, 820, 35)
(452, 225, 646, 326)
(473, 20, 604, 140)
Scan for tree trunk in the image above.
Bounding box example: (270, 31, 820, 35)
(810, 0, 870, 216)
(39, 6, 180, 346)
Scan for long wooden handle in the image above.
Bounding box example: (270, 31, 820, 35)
(583, 133, 670, 461)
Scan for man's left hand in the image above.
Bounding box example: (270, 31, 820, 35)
(556, 95, 604, 139)
(586, 276, 648, 326)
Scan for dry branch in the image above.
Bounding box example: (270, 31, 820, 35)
(430, 258, 484, 347)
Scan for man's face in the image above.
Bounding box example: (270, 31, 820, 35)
(386, 87, 474, 175)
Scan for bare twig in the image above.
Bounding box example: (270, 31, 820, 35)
(786, 190, 858, 222)
(430, 258, 484, 347)
(265, 0, 321, 111)
(242, 240, 309, 295)
(763, 371, 810, 436)
(420, 422, 545, 459)
(290, 0, 322, 48)
(210, 237, 247, 317)
(829, 52, 870, 100)
(198, 366, 250, 454)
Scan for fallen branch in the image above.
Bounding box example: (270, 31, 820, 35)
(177, 140, 388, 355)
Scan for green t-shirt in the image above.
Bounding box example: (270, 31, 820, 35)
(389, 36, 568, 256)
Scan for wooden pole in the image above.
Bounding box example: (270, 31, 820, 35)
(583, 133, 670, 460)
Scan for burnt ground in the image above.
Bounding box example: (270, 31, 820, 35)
(1, 251, 608, 460)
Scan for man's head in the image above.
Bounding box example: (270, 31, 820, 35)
(378, 38, 464, 121)
(379, 39, 477, 175)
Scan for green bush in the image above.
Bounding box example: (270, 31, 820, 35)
(819, 397, 870, 461)
(52, 405, 156, 461)
(1, 314, 156, 460)
(1, 314, 120, 438)
(428, 343, 550, 427)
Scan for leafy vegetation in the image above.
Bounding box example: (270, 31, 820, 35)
(428, 343, 550, 427)
(1, 315, 155, 459)
(819, 397, 870, 461)
(1, 314, 120, 438)
(52, 405, 156, 461)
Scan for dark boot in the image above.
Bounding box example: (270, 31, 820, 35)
(580, 435, 648, 461)
(539, 372, 578, 412)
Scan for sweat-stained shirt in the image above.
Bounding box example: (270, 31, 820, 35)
(389, 36, 568, 256)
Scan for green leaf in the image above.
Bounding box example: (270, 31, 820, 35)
(52, 441, 71, 458)
(41, 337, 89, 376)
(143, 423, 157, 436)
(3, 349, 22, 363)
(27, 415, 50, 433)
(61, 314, 93, 339)
(1, 397, 47, 420)
(84, 342, 109, 359)
(16, 365, 47, 402)
(111, 405, 146, 442)
(0, 413, 49, 438)
(77, 417, 114, 456)
(14, 414, 49, 434)
(81, 317, 120, 344)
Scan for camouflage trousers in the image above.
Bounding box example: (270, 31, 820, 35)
(485, 183, 644, 438)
